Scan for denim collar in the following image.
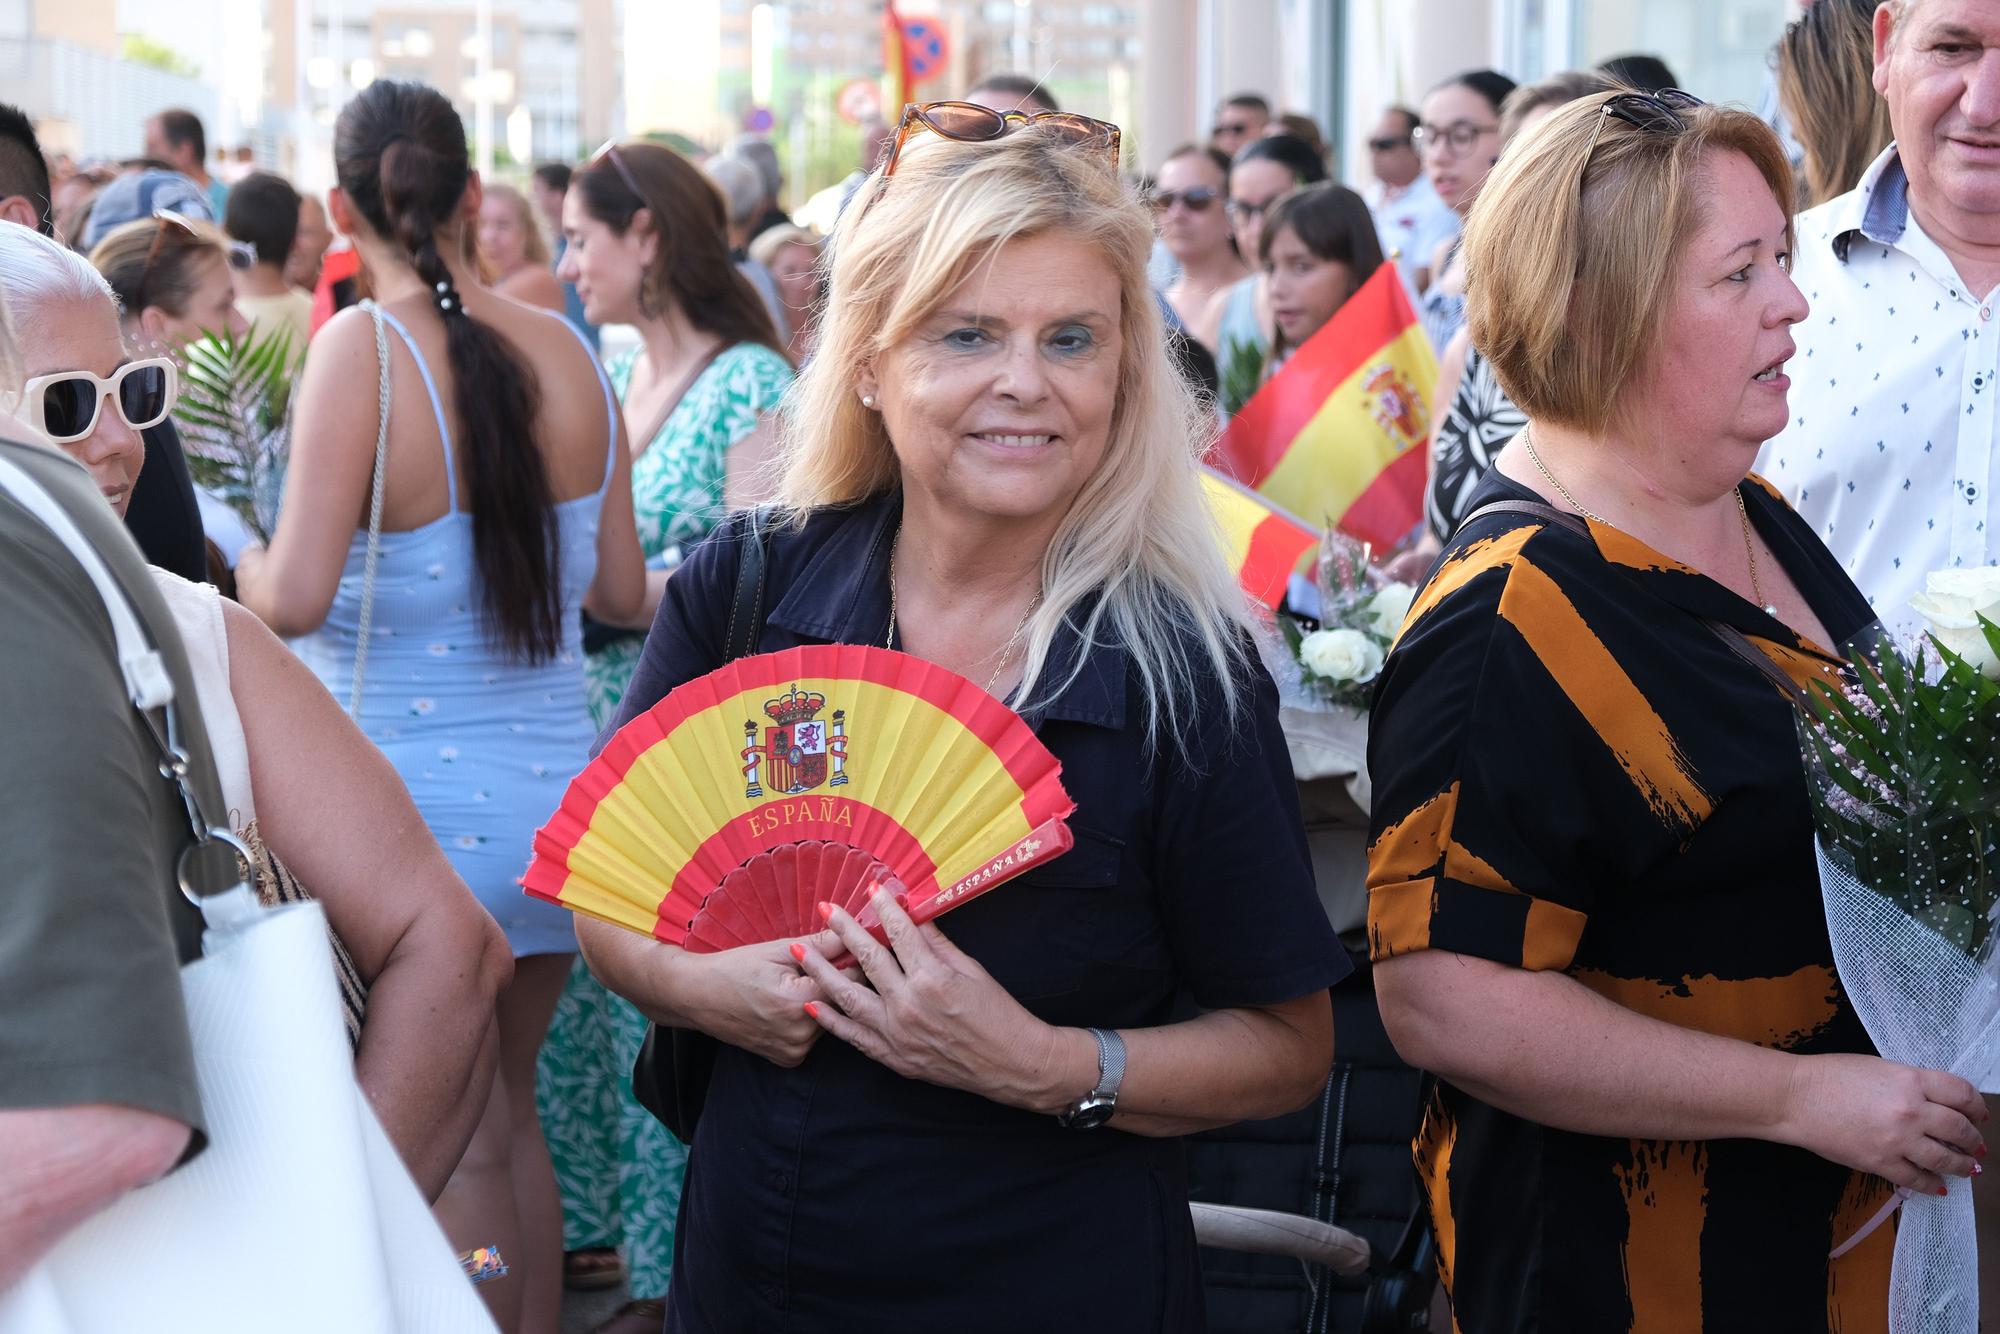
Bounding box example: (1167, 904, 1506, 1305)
(764, 492, 1129, 731)
(1830, 144, 1913, 262)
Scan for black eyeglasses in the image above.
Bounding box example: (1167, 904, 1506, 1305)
(1367, 134, 1412, 152)
(1150, 185, 1219, 214)
(1411, 120, 1498, 157)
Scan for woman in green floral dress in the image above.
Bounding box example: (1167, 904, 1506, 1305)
(539, 139, 793, 1328)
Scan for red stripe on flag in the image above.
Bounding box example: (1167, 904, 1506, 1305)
(1239, 512, 1319, 608)
(1338, 441, 1428, 548)
(1211, 266, 1420, 489)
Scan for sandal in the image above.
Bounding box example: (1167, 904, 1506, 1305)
(562, 1246, 626, 1292)
(590, 1298, 666, 1334)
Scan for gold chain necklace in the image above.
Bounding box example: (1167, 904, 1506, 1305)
(885, 531, 1043, 696)
(1522, 425, 1775, 616)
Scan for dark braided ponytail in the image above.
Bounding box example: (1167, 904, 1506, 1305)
(334, 80, 562, 662)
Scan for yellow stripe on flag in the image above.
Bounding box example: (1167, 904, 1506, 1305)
(1254, 322, 1437, 528)
(1201, 469, 1321, 608)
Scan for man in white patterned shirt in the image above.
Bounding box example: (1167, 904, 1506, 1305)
(1758, 0, 2000, 632)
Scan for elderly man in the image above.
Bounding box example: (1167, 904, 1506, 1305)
(143, 108, 225, 218)
(1760, 0, 2000, 630)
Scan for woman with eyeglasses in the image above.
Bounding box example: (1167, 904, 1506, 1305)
(536, 136, 793, 1333)
(0, 214, 512, 1222)
(1153, 144, 1246, 342)
(578, 101, 1347, 1330)
(1367, 91, 1981, 1330)
(231, 82, 647, 1334)
(1411, 68, 1516, 352)
(1190, 134, 1327, 413)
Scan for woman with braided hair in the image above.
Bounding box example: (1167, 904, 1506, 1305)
(233, 80, 645, 1333)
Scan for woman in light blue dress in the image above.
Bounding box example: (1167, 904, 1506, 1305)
(235, 82, 645, 1334)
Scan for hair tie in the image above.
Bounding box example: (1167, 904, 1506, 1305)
(433, 277, 465, 317)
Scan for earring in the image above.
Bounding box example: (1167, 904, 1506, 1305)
(862, 394, 876, 409)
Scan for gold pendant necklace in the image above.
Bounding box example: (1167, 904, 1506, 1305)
(885, 530, 1042, 697)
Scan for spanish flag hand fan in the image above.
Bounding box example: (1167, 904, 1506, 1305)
(522, 644, 1076, 951)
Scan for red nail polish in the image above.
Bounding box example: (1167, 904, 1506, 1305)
(803, 1001, 820, 1019)
(1940, 1185, 1952, 1197)
(1978, 1143, 1988, 1160)
(816, 901, 834, 923)
(789, 942, 807, 963)
(1975, 1162, 1985, 1177)
(895, 891, 911, 913)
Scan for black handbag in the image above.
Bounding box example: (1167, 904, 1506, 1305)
(630, 511, 770, 1145)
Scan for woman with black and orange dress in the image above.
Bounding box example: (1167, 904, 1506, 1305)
(1367, 91, 1986, 1330)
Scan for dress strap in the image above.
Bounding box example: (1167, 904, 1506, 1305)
(372, 307, 459, 511)
(547, 312, 623, 498)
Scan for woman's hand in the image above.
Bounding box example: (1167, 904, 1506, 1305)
(1779, 1053, 1987, 1197)
(677, 933, 841, 1069)
(794, 887, 1089, 1113)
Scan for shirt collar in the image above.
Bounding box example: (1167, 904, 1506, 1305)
(764, 492, 1129, 731)
(1830, 144, 1913, 262)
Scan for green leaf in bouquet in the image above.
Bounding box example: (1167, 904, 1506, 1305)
(173, 323, 301, 543)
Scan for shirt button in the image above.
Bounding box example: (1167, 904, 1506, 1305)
(1969, 485, 1981, 498)
(1984, 306, 1993, 321)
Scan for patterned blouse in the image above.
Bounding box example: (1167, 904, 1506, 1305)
(1367, 468, 1892, 1332)
(584, 341, 793, 725)
(1424, 345, 1525, 542)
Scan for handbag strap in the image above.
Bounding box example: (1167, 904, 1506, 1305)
(723, 506, 771, 662)
(1459, 494, 1808, 704)
(0, 452, 247, 950)
(347, 301, 393, 718)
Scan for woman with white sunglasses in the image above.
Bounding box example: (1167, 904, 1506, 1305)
(0, 216, 513, 1215)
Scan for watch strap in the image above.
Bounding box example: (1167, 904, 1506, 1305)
(1087, 1027, 1126, 1099)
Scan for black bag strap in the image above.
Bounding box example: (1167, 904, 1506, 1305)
(723, 506, 771, 662)
(1459, 494, 1809, 706)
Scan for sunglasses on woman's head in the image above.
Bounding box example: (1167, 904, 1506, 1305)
(587, 138, 644, 197)
(1582, 87, 1706, 162)
(1150, 185, 1220, 214)
(877, 101, 1121, 180)
(137, 210, 253, 308)
(17, 358, 178, 445)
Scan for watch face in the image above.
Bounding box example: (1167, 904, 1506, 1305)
(1065, 1099, 1116, 1130)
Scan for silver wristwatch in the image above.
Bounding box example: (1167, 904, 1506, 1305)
(1057, 1027, 1126, 1130)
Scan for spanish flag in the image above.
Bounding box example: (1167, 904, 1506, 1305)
(1201, 467, 1321, 610)
(1209, 265, 1438, 549)
(882, 2, 914, 113)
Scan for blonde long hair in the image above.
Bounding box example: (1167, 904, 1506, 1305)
(774, 128, 1255, 747)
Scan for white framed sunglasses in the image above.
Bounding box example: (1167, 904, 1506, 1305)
(17, 358, 178, 445)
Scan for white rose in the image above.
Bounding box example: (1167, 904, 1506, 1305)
(1365, 582, 1418, 639)
(1910, 568, 2000, 680)
(1299, 627, 1386, 685)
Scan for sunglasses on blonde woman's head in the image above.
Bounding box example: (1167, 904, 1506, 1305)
(1581, 87, 1705, 162)
(877, 101, 1122, 180)
(16, 358, 177, 445)
(1150, 185, 1220, 214)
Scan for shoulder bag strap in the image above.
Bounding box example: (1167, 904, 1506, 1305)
(723, 506, 771, 663)
(347, 301, 393, 718)
(0, 453, 245, 957)
(1460, 496, 1809, 705)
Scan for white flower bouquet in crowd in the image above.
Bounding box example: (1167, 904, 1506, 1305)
(1278, 531, 1416, 711)
(174, 324, 300, 542)
(1798, 568, 2000, 1333)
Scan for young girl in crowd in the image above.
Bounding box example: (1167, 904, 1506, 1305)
(1256, 182, 1384, 375)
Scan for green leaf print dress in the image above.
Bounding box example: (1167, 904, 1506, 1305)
(536, 340, 792, 1297)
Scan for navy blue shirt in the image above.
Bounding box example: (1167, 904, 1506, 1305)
(613, 493, 1348, 1332)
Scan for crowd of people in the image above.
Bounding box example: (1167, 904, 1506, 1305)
(3, 0, 1999, 1328)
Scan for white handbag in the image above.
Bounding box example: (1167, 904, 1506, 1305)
(0, 452, 494, 1334)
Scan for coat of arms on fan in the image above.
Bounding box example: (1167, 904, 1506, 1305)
(523, 644, 1076, 953)
(743, 684, 846, 797)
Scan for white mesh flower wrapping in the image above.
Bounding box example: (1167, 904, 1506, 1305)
(1818, 841, 2000, 1333)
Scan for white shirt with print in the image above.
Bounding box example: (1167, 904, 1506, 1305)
(1758, 145, 2000, 633)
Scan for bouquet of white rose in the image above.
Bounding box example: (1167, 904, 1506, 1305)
(1278, 531, 1416, 711)
(1799, 568, 2000, 1334)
